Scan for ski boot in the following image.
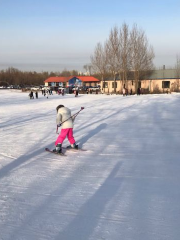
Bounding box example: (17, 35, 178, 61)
(66, 143, 78, 150)
(72, 143, 78, 149)
(53, 143, 62, 154)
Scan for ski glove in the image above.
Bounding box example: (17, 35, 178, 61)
(72, 116, 76, 122)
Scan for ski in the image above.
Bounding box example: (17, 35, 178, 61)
(62, 146, 87, 152)
(45, 148, 66, 156)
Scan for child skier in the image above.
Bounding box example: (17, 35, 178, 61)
(54, 105, 78, 153)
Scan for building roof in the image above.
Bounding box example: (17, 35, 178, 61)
(75, 76, 100, 82)
(44, 76, 100, 83)
(148, 69, 177, 79)
(103, 69, 179, 81)
(44, 77, 70, 83)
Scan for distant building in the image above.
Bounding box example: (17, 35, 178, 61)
(101, 69, 180, 94)
(44, 70, 180, 94)
(44, 76, 100, 89)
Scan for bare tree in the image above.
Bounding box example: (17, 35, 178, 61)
(173, 55, 180, 92)
(175, 55, 180, 78)
(130, 24, 155, 92)
(83, 64, 92, 75)
(90, 22, 154, 94)
(119, 23, 131, 90)
(106, 26, 120, 93)
(87, 65, 92, 75)
(83, 64, 88, 73)
(70, 70, 79, 76)
(90, 42, 108, 92)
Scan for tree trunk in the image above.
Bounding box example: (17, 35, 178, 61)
(113, 74, 116, 93)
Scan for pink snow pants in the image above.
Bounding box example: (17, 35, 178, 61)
(55, 128, 75, 146)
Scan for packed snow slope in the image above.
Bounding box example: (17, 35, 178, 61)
(0, 90, 180, 240)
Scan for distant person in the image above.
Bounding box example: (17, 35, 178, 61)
(46, 90, 49, 98)
(29, 91, 34, 99)
(75, 88, 79, 97)
(123, 87, 126, 96)
(137, 87, 141, 95)
(35, 91, 38, 99)
(125, 88, 128, 96)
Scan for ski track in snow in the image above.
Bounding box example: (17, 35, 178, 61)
(0, 90, 180, 240)
(0, 153, 17, 160)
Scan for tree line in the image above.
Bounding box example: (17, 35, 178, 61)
(90, 23, 155, 92)
(0, 68, 79, 87)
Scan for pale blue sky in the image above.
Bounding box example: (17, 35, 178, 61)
(0, 0, 180, 72)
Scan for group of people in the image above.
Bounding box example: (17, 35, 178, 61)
(122, 87, 142, 96)
(29, 91, 38, 99)
(122, 87, 133, 96)
(57, 88, 65, 96)
(29, 86, 142, 100)
(29, 88, 66, 100)
(42, 89, 53, 98)
(86, 88, 99, 94)
(29, 89, 54, 100)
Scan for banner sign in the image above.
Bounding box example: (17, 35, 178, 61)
(68, 77, 82, 87)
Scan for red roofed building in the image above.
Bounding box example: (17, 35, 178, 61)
(44, 76, 100, 88)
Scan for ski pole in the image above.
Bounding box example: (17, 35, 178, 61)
(56, 107, 84, 134)
(56, 125, 59, 134)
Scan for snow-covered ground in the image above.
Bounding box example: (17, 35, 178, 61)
(0, 90, 180, 240)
